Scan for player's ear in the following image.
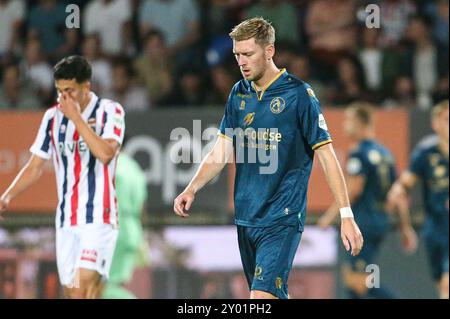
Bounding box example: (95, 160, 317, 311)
(265, 44, 275, 60)
(84, 81, 91, 92)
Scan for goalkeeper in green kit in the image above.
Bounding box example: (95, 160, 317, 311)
(102, 151, 148, 299)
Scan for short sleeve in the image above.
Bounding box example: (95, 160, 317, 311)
(217, 90, 235, 141)
(30, 109, 55, 160)
(410, 147, 425, 178)
(297, 85, 332, 150)
(346, 153, 366, 177)
(101, 102, 125, 145)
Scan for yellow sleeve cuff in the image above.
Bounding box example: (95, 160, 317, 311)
(217, 132, 233, 141)
(312, 139, 332, 150)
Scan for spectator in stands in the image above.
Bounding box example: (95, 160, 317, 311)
(20, 37, 53, 105)
(0, 63, 42, 110)
(27, 0, 68, 60)
(202, 0, 240, 41)
(139, 0, 200, 60)
(162, 68, 205, 107)
(405, 16, 439, 110)
(425, 0, 449, 50)
(432, 73, 449, 105)
(356, 27, 406, 103)
(104, 59, 150, 112)
(358, 28, 384, 93)
(424, 0, 449, 79)
(379, 0, 416, 48)
(330, 56, 367, 106)
(83, 0, 132, 57)
(289, 54, 329, 106)
(383, 76, 417, 108)
(244, 0, 299, 48)
(205, 63, 237, 106)
(272, 41, 296, 70)
(134, 30, 173, 106)
(81, 34, 113, 96)
(305, 0, 357, 77)
(0, 0, 25, 60)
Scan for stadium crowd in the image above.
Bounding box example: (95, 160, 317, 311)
(0, 0, 448, 111)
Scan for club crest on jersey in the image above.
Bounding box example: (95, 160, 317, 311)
(243, 112, 255, 126)
(240, 100, 246, 110)
(270, 97, 285, 114)
(60, 124, 66, 134)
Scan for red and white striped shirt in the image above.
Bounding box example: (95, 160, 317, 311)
(30, 92, 125, 228)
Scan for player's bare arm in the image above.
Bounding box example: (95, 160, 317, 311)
(392, 191, 418, 254)
(0, 155, 47, 216)
(174, 135, 233, 218)
(387, 171, 419, 253)
(387, 171, 418, 205)
(318, 174, 365, 229)
(59, 92, 120, 165)
(315, 143, 364, 256)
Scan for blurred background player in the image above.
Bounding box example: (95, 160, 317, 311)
(103, 139, 148, 299)
(319, 102, 417, 299)
(174, 17, 364, 299)
(0, 55, 125, 299)
(388, 100, 449, 299)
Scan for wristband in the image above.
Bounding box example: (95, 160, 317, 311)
(339, 207, 354, 219)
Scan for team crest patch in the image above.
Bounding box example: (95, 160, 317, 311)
(270, 97, 286, 114)
(240, 100, 246, 110)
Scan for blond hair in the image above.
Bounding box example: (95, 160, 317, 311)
(346, 101, 375, 126)
(431, 100, 449, 119)
(229, 17, 275, 47)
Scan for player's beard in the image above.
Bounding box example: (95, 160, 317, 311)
(243, 68, 264, 82)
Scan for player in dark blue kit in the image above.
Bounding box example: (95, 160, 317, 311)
(173, 17, 364, 299)
(388, 100, 449, 299)
(319, 103, 417, 299)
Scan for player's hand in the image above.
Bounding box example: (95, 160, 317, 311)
(58, 92, 82, 122)
(400, 225, 418, 254)
(341, 218, 364, 256)
(387, 183, 406, 212)
(174, 189, 195, 218)
(0, 195, 10, 220)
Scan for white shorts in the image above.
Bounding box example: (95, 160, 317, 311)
(56, 223, 118, 287)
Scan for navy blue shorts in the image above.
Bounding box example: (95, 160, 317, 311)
(424, 233, 449, 281)
(237, 223, 302, 299)
(347, 231, 385, 272)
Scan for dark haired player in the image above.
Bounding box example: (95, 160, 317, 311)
(0, 56, 125, 299)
